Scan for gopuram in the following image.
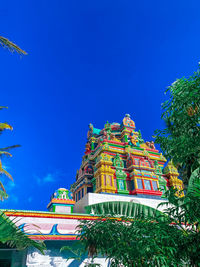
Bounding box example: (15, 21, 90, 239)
(71, 114, 184, 213)
(0, 114, 184, 266)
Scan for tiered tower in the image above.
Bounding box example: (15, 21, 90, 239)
(47, 188, 75, 213)
(71, 114, 184, 203)
(163, 161, 184, 196)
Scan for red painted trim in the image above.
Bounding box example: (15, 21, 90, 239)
(49, 199, 75, 204)
(85, 150, 91, 155)
(141, 179, 145, 189)
(150, 180, 153, 190)
(132, 155, 144, 159)
(146, 148, 159, 153)
(105, 152, 126, 158)
(31, 236, 77, 241)
(157, 161, 165, 165)
(104, 139, 126, 146)
(5, 211, 98, 220)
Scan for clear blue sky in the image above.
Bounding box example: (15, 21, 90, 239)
(0, 0, 200, 211)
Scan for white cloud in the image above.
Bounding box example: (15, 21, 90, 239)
(34, 172, 58, 186)
(43, 173, 55, 183)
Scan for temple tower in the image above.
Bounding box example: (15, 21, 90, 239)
(71, 114, 184, 203)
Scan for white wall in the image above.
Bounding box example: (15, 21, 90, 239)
(73, 193, 89, 213)
(74, 192, 165, 213)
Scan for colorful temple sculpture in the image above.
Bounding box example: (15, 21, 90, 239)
(163, 161, 184, 197)
(47, 188, 75, 213)
(71, 114, 184, 203)
(0, 114, 184, 266)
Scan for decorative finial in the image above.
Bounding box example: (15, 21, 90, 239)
(89, 123, 93, 131)
(123, 114, 135, 129)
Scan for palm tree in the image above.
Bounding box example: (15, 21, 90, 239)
(0, 47, 44, 253)
(0, 107, 17, 200)
(0, 159, 13, 200)
(0, 38, 26, 197)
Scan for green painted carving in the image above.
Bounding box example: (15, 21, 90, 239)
(154, 160, 167, 197)
(91, 178, 96, 192)
(113, 154, 124, 169)
(105, 121, 111, 131)
(124, 134, 128, 142)
(103, 143, 110, 150)
(138, 130, 144, 144)
(116, 169, 126, 179)
(104, 121, 112, 140)
(93, 127, 101, 135)
(154, 160, 162, 174)
(90, 137, 96, 150)
(55, 188, 72, 200)
(113, 154, 128, 194)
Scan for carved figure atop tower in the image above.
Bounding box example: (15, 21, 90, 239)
(123, 114, 135, 129)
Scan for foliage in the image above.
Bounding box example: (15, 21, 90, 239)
(154, 67, 200, 185)
(77, 171, 200, 266)
(78, 213, 180, 266)
(0, 107, 21, 200)
(85, 201, 165, 220)
(0, 107, 16, 200)
(0, 40, 45, 254)
(187, 167, 200, 198)
(0, 36, 27, 55)
(0, 107, 45, 253)
(61, 244, 102, 266)
(73, 67, 200, 265)
(0, 211, 45, 253)
(61, 244, 83, 262)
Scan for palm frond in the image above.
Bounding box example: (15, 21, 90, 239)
(0, 36, 27, 55)
(0, 123, 13, 131)
(187, 167, 200, 198)
(0, 190, 8, 201)
(85, 201, 166, 221)
(0, 160, 13, 181)
(0, 145, 21, 152)
(0, 169, 13, 181)
(0, 181, 6, 192)
(0, 211, 45, 253)
(0, 151, 12, 157)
